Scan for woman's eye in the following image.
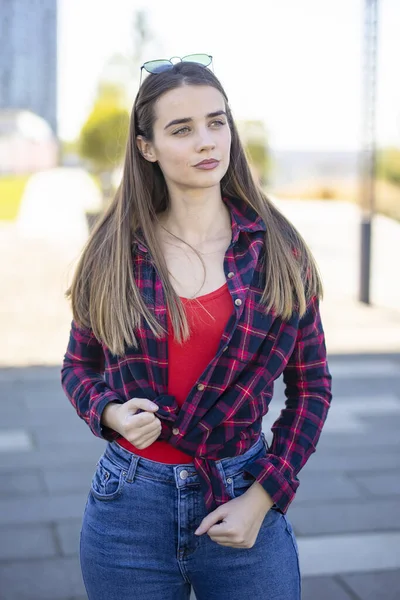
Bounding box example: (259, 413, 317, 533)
(173, 126, 190, 135)
(210, 120, 226, 127)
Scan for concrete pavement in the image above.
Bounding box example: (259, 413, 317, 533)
(1, 354, 400, 599)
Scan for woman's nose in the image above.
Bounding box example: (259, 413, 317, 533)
(195, 130, 216, 151)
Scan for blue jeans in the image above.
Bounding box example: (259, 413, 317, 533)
(80, 432, 301, 599)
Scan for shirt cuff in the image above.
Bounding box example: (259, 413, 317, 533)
(243, 456, 299, 514)
(90, 391, 124, 442)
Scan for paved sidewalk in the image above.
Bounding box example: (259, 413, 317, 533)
(1, 355, 400, 599)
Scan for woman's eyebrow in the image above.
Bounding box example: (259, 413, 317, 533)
(164, 110, 227, 130)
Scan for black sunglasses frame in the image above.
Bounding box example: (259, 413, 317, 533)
(139, 54, 213, 86)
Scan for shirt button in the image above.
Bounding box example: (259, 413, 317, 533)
(172, 428, 180, 435)
(180, 470, 189, 480)
(227, 271, 235, 278)
(197, 383, 205, 391)
(234, 298, 242, 306)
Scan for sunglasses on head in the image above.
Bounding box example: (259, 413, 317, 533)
(140, 53, 213, 86)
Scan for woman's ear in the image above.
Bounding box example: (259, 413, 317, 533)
(136, 136, 157, 162)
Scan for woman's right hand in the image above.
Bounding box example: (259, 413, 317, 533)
(101, 398, 162, 449)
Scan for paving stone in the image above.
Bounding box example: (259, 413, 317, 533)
(0, 492, 88, 526)
(0, 443, 104, 471)
(0, 471, 44, 497)
(303, 449, 400, 473)
(331, 378, 400, 398)
(43, 466, 94, 494)
(32, 423, 96, 448)
(22, 406, 78, 428)
(351, 471, 400, 497)
(295, 473, 362, 504)
(0, 524, 57, 560)
(298, 532, 400, 576)
(0, 397, 25, 412)
(289, 499, 400, 536)
(23, 389, 73, 410)
(301, 576, 354, 600)
(55, 520, 82, 556)
(0, 556, 85, 599)
(0, 411, 31, 429)
(360, 415, 400, 430)
(0, 366, 62, 383)
(340, 569, 400, 600)
(329, 359, 400, 378)
(315, 430, 400, 449)
(0, 381, 61, 405)
(0, 429, 33, 452)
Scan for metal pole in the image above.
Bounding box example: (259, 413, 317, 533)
(359, 0, 378, 304)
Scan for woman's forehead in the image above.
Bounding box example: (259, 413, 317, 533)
(154, 85, 225, 122)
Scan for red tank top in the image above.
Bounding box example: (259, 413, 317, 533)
(116, 282, 233, 462)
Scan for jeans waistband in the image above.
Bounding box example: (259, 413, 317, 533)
(105, 432, 268, 486)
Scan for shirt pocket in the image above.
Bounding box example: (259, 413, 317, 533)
(90, 457, 126, 501)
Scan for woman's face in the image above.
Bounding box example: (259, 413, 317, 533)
(137, 85, 231, 194)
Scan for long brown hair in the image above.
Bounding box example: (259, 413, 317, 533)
(67, 62, 323, 356)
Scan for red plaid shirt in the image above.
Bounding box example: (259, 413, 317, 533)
(61, 196, 332, 514)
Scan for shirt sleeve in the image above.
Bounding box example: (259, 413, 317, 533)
(244, 295, 332, 513)
(60, 320, 124, 441)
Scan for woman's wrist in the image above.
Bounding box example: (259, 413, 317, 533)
(101, 402, 121, 431)
(247, 480, 274, 512)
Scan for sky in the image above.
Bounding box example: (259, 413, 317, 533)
(57, 0, 400, 151)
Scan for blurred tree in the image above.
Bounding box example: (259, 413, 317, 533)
(77, 9, 155, 215)
(377, 147, 400, 186)
(238, 120, 271, 185)
(78, 87, 129, 207)
(79, 94, 129, 171)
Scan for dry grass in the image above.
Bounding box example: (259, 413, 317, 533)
(270, 178, 400, 222)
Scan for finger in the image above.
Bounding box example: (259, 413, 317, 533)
(135, 429, 162, 449)
(126, 398, 159, 413)
(131, 411, 158, 427)
(131, 420, 161, 437)
(214, 540, 242, 548)
(194, 509, 227, 535)
(208, 529, 244, 545)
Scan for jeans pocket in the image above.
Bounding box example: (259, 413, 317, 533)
(90, 457, 126, 501)
(283, 515, 300, 559)
(230, 470, 255, 499)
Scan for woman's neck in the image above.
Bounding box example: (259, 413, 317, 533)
(156, 195, 231, 246)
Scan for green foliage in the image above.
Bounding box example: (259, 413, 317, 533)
(238, 120, 270, 184)
(377, 147, 400, 186)
(0, 176, 30, 221)
(79, 100, 129, 172)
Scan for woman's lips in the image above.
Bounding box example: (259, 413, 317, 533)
(194, 160, 220, 170)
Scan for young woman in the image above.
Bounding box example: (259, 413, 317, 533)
(61, 54, 332, 600)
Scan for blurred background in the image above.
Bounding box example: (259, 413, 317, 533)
(1, 1, 399, 599)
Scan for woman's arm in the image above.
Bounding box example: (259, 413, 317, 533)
(61, 320, 124, 441)
(244, 295, 333, 513)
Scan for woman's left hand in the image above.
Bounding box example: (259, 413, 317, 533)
(194, 481, 274, 548)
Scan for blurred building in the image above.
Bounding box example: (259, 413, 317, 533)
(0, 109, 58, 174)
(0, 0, 58, 134)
